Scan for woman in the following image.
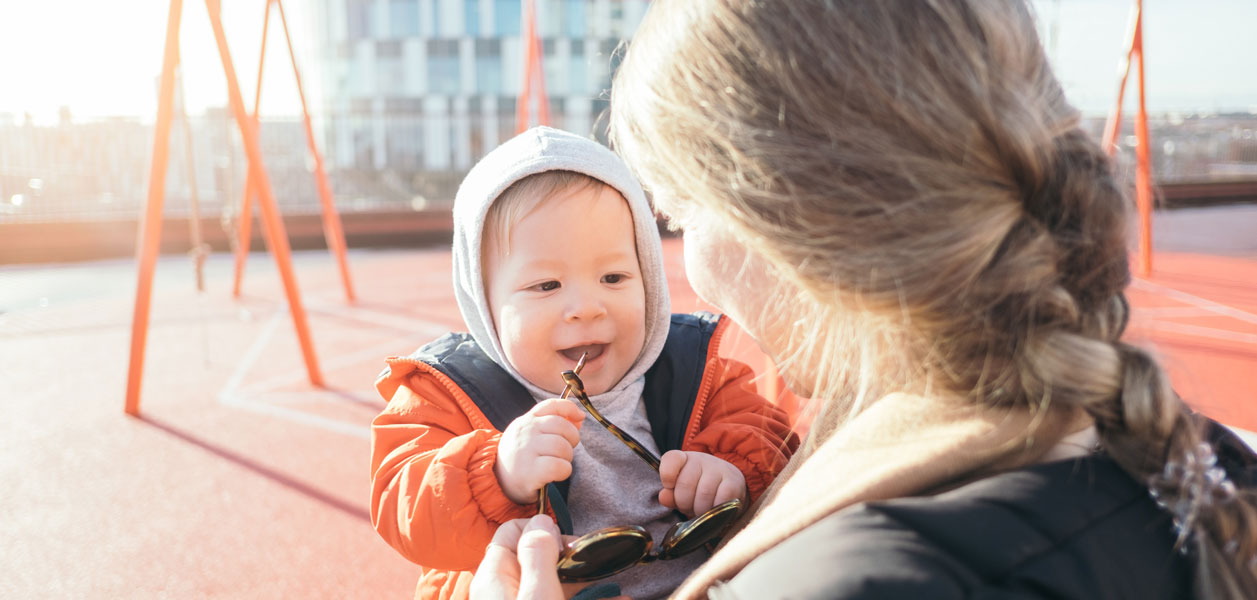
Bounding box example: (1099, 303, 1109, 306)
(472, 1, 1257, 598)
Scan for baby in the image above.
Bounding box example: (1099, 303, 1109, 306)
(370, 127, 797, 599)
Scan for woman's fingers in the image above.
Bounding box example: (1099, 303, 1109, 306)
(470, 516, 564, 600)
(515, 515, 565, 600)
(470, 519, 528, 600)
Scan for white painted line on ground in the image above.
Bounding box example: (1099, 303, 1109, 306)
(1131, 278, 1257, 326)
(219, 310, 284, 400)
(1133, 306, 1223, 319)
(306, 299, 457, 334)
(218, 303, 453, 438)
(220, 399, 372, 439)
(1134, 320, 1257, 345)
(235, 337, 430, 396)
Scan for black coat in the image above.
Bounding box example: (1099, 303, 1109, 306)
(710, 425, 1256, 600)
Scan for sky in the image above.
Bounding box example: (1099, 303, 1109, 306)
(0, 0, 321, 123)
(0, 0, 1254, 125)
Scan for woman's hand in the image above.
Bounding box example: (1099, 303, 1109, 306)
(471, 515, 566, 600)
(659, 450, 747, 517)
(494, 399, 585, 504)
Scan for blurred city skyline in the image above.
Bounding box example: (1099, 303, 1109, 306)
(1, 0, 1255, 125)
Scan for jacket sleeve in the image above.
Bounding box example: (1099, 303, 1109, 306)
(683, 357, 800, 502)
(369, 366, 535, 571)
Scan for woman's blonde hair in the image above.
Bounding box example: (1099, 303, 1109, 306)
(609, 0, 1257, 596)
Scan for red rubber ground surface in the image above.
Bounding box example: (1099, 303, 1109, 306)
(2, 221, 1253, 598)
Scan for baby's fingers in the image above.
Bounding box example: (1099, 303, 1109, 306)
(659, 450, 688, 489)
(531, 434, 576, 463)
(691, 468, 725, 516)
(532, 456, 574, 485)
(658, 487, 677, 510)
(714, 476, 746, 507)
(533, 415, 582, 447)
(532, 398, 586, 427)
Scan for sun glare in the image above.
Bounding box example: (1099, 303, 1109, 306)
(0, 0, 312, 124)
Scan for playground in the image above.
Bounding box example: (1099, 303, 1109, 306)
(2, 202, 1256, 597)
(1, 0, 1255, 596)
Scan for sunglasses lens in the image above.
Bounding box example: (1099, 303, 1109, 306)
(656, 499, 743, 560)
(557, 526, 652, 582)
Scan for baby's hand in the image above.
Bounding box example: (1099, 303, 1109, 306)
(495, 398, 585, 505)
(658, 450, 747, 518)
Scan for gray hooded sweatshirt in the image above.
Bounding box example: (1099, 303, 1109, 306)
(451, 127, 707, 598)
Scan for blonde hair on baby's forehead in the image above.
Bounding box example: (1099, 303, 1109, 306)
(483, 170, 606, 256)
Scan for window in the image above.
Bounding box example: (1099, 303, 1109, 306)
(347, 0, 372, 41)
(376, 40, 402, 58)
(542, 39, 562, 96)
(539, 0, 560, 36)
(386, 115, 423, 170)
(563, 0, 585, 37)
(389, 0, 420, 38)
(475, 39, 503, 95)
(428, 39, 462, 95)
(568, 39, 586, 93)
(494, 0, 521, 35)
(498, 96, 517, 141)
(465, 0, 480, 36)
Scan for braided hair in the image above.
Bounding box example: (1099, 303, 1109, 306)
(610, 0, 1257, 596)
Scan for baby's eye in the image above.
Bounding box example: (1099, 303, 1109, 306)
(536, 280, 560, 292)
(602, 274, 625, 285)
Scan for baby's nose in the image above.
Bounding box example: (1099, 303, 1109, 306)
(563, 293, 607, 321)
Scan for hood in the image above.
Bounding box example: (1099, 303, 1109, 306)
(450, 126, 671, 399)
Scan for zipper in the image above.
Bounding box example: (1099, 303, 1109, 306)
(682, 315, 731, 447)
(387, 356, 498, 431)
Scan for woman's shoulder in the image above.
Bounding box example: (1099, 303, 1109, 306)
(713, 455, 1192, 600)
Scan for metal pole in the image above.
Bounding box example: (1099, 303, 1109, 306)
(1132, 0, 1154, 276)
(232, 0, 273, 297)
(277, 0, 356, 303)
(205, 0, 324, 386)
(126, 0, 185, 415)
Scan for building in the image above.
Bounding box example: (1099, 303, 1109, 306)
(312, 0, 650, 205)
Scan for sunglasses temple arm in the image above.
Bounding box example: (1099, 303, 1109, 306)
(562, 370, 663, 472)
(608, 421, 661, 471)
(575, 394, 661, 472)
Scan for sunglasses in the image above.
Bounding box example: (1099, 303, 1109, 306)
(542, 353, 744, 583)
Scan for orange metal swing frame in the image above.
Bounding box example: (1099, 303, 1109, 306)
(126, 0, 333, 415)
(1101, 0, 1155, 277)
(232, 0, 354, 302)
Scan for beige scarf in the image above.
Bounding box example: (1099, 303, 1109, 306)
(673, 392, 1090, 599)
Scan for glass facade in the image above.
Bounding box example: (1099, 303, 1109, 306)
(475, 39, 503, 95)
(389, 0, 421, 38)
(427, 39, 462, 95)
(320, 0, 650, 201)
(493, 0, 521, 36)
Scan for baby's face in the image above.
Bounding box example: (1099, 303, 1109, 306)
(484, 184, 646, 396)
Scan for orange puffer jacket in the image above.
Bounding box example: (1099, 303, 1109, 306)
(370, 315, 798, 600)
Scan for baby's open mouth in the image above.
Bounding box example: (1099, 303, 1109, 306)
(559, 344, 606, 363)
